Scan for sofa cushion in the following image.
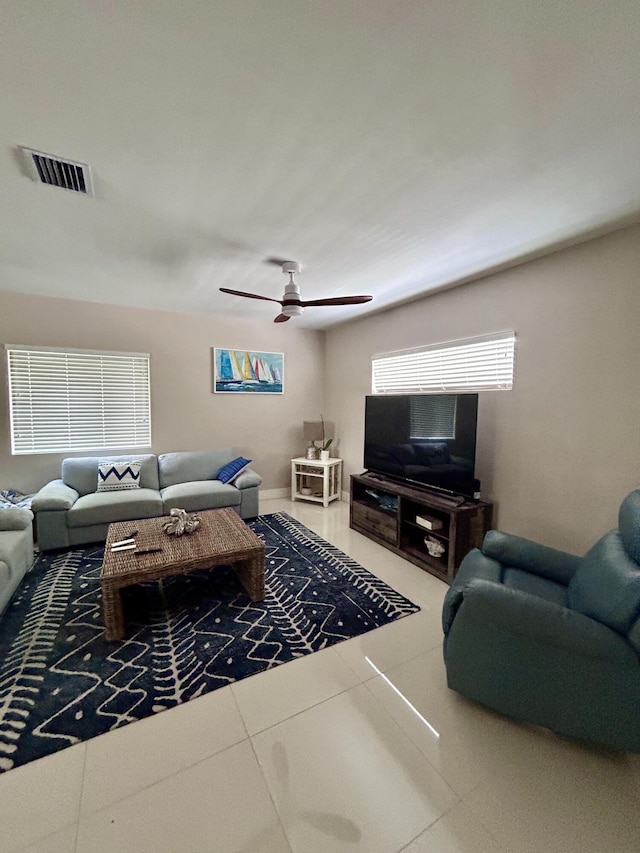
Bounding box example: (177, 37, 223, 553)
(0, 507, 34, 531)
(161, 481, 241, 514)
(568, 529, 640, 636)
(97, 460, 142, 492)
(158, 450, 235, 488)
(67, 489, 163, 527)
(62, 454, 159, 496)
(217, 456, 252, 484)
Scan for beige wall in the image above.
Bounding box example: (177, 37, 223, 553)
(325, 224, 640, 554)
(2, 223, 639, 553)
(0, 291, 325, 494)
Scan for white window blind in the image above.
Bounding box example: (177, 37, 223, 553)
(372, 331, 516, 394)
(6, 346, 151, 455)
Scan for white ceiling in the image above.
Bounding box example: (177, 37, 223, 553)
(2, 1, 640, 330)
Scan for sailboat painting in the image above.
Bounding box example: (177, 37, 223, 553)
(213, 348, 284, 394)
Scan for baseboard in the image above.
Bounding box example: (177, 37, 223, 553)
(260, 488, 290, 501)
(260, 487, 350, 503)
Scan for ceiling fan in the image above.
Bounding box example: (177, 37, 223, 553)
(219, 261, 373, 323)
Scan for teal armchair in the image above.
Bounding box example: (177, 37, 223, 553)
(442, 490, 640, 753)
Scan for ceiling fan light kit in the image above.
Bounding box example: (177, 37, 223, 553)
(219, 260, 373, 323)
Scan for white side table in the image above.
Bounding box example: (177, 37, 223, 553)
(291, 457, 343, 508)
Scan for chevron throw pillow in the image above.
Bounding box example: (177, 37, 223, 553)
(97, 461, 142, 491)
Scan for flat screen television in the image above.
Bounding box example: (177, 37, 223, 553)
(364, 393, 479, 499)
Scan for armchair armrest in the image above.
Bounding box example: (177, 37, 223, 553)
(233, 468, 262, 490)
(449, 579, 636, 665)
(31, 480, 79, 512)
(482, 530, 582, 585)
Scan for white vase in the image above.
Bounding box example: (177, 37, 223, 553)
(320, 450, 330, 462)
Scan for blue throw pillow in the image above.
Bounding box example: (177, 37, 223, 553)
(217, 456, 252, 484)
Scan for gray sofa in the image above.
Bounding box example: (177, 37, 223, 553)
(32, 450, 262, 551)
(0, 507, 35, 615)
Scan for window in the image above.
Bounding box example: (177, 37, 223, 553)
(371, 331, 516, 394)
(6, 346, 151, 455)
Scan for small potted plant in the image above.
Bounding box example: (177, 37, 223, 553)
(320, 438, 333, 462)
(320, 416, 333, 461)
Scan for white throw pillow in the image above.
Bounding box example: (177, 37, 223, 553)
(97, 461, 142, 492)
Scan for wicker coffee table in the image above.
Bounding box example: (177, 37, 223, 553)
(100, 508, 265, 640)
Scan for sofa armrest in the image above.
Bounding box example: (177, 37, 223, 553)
(482, 530, 582, 585)
(0, 507, 34, 530)
(32, 479, 79, 512)
(233, 468, 262, 489)
(449, 579, 636, 665)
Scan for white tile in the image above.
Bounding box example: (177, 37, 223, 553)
(402, 801, 507, 852)
(81, 684, 247, 814)
(19, 824, 78, 853)
(231, 646, 359, 734)
(367, 640, 640, 853)
(76, 740, 290, 853)
(0, 744, 85, 851)
(364, 645, 551, 796)
(333, 609, 442, 681)
(464, 740, 640, 853)
(251, 683, 457, 853)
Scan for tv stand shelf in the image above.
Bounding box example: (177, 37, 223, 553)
(349, 473, 493, 584)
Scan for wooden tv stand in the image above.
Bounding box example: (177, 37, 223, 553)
(349, 473, 493, 584)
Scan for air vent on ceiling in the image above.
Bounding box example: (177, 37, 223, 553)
(19, 146, 94, 196)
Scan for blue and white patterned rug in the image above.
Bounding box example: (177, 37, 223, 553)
(0, 512, 419, 772)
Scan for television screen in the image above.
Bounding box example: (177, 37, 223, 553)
(364, 393, 478, 498)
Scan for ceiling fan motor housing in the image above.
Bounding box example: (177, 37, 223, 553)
(282, 263, 304, 315)
(282, 304, 304, 317)
(282, 280, 304, 316)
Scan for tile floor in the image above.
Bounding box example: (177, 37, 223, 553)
(2, 497, 640, 852)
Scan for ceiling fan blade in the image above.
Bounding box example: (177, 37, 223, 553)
(219, 287, 282, 304)
(299, 295, 373, 307)
(265, 257, 292, 267)
(274, 313, 291, 323)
